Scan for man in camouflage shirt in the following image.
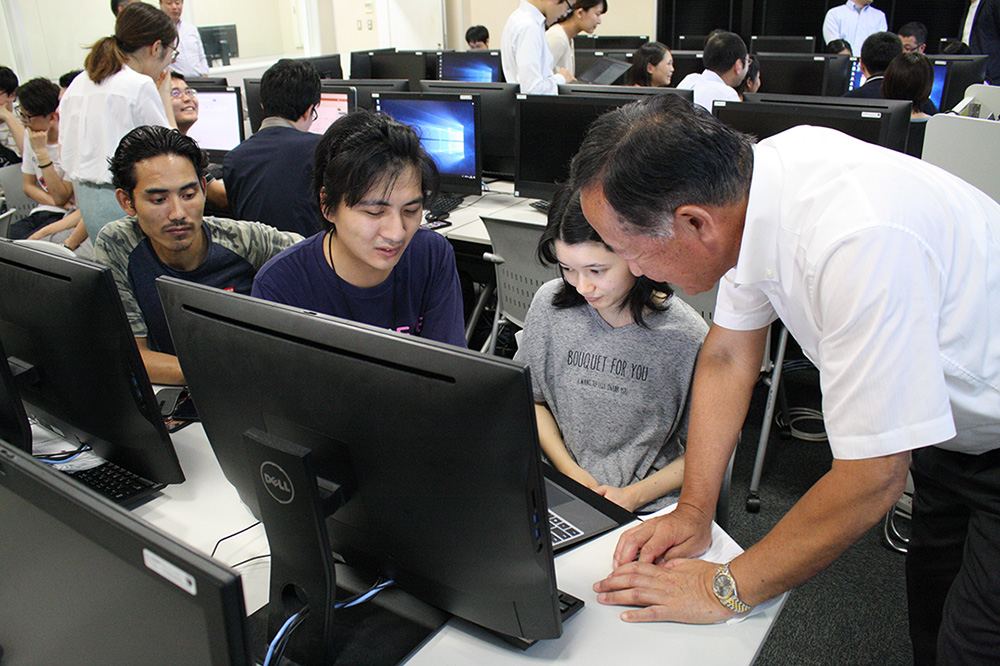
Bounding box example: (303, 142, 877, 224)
(94, 126, 302, 385)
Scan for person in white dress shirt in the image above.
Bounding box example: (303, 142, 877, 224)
(823, 0, 887, 52)
(501, 0, 575, 94)
(161, 0, 209, 78)
(546, 0, 607, 78)
(675, 31, 747, 111)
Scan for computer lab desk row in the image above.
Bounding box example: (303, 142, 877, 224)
(133, 426, 785, 664)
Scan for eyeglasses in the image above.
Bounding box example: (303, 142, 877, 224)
(309, 106, 319, 122)
(170, 87, 197, 99)
(901, 43, 924, 53)
(18, 111, 44, 124)
(171, 47, 180, 63)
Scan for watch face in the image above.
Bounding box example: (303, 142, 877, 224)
(714, 573, 734, 599)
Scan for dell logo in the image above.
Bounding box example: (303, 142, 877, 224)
(260, 462, 294, 504)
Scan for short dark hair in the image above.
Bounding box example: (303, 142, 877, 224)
(312, 110, 439, 233)
(882, 52, 933, 108)
(897, 22, 928, 47)
(703, 31, 747, 75)
(465, 25, 489, 45)
(538, 184, 672, 327)
(110, 0, 128, 15)
(569, 94, 754, 238)
(825, 38, 852, 55)
(170, 71, 186, 82)
(260, 59, 322, 122)
(860, 31, 903, 75)
(15, 78, 60, 117)
(625, 41, 669, 86)
(0, 66, 18, 96)
(59, 69, 83, 89)
(109, 125, 207, 198)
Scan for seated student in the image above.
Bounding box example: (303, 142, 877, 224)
(736, 57, 761, 100)
(546, 0, 607, 78)
(883, 52, 935, 158)
(466, 24, 490, 50)
(513, 185, 708, 513)
(0, 65, 24, 165)
(169, 72, 227, 210)
(94, 125, 302, 385)
(676, 31, 749, 111)
(825, 38, 853, 55)
(843, 30, 901, 99)
(11, 78, 74, 240)
(252, 110, 466, 348)
(624, 41, 674, 87)
(223, 59, 322, 238)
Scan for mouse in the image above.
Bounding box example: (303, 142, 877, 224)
(425, 211, 449, 222)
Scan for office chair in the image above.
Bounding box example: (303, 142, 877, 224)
(0, 164, 35, 235)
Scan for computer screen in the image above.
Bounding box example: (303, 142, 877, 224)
(0, 441, 249, 664)
(301, 53, 343, 79)
(322, 78, 409, 111)
(515, 94, 639, 200)
(577, 57, 632, 85)
(717, 94, 912, 153)
(847, 58, 866, 92)
(933, 55, 988, 112)
(668, 50, 704, 85)
(557, 83, 694, 102)
(0, 240, 183, 484)
(374, 91, 482, 197)
(199, 24, 239, 65)
(750, 35, 816, 54)
(419, 80, 518, 178)
(438, 50, 503, 83)
(183, 85, 245, 160)
(308, 85, 357, 135)
(753, 53, 848, 96)
(573, 49, 635, 80)
(929, 61, 948, 110)
(158, 277, 568, 642)
(371, 51, 431, 89)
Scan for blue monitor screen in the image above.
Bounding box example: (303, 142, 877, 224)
(439, 52, 502, 83)
(376, 97, 478, 180)
(848, 60, 865, 91)
(929, 63, 947, 110)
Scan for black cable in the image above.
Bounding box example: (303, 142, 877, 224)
(230, 553, 271, 569)
(210, 520, 261, 558)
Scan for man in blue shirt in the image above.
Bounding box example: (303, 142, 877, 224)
(823, 0, 887, 53)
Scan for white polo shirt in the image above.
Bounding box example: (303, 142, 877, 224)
(676, 69, 740, 112)
(714, 126, 1000, 460)
(822, 0, 887, 51)
(501, 0, 566, 95)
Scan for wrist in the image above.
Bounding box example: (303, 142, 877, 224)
(712, 561, 753, 615)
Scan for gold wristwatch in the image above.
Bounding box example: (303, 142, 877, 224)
(713, 562, 752, 614)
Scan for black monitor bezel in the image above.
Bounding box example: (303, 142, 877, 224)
(557, 83, 694, 102)
(302, 53, 344, 80)
(322, 78, 409, 111)
(749, 35, 817, 54)
(0, 240, 184, 484)
(373, 90, 483, 198)
(371, 51, 433, 90)
(929, 54, 988, 112)
(752, 52, 852, 96)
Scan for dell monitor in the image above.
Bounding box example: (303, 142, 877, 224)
(184, 85, 246, 161)
(322, 78, 409, 111)
(0, 440, 250, 664)
(242, 77, 264, 133)
(515, 94, 639, 201)
(199, 24, 239, 66)
(557, 83, 694, 102)
(157, 278, 588, 643)
(750, 35, 816, 54)
(676, 35, 709, 50)
(716, 94, 912, 153)
(753, 53, 851, 96)
(0, 240, 184, 486)
(348, 47, 394, 79)
(373, 91, 482, 198)
(371, 51, 432, 89)
(668, 50, 704, 84)
(309, 84, 357, 136)
(930, 55, 988, 112)
(301, 53, 344, 80)
(438, 50, 503, 83)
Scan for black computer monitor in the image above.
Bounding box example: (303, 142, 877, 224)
(573, 49, 635, 80)
(301, 53, 344, 79)
(438, 50, 503, 83)
(515, 94, 639, 201)
(577, 57, 632, 85)
(185, 76, 231, 88)
(0, 240, 184, 484)
(676, 35, 708, 50)
(558, 83, 694, 102)
(750, 35, 817, 54)
(309, 84, 357, 136)
(373, 91, 482, 198)
(323, 78, 409, 110)
(184, 85, 246, 161)
(929, 54, 988, 111)
(0, 441, 249, 664)
(199, 24, 239, 65)
(371, 51, 432, 89)
(717, 94, 912, 152)
(241, 77, 264, 133)
(669, 50, 703, 84)
(754, 53, 851, 96)
(348, 47, 395, 79)
(420, 80, 519, 178)
(576, 34, 649, 50)
(157, 278, 570, 643)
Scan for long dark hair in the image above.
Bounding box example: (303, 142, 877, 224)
(625, 41, 669, 87)
(537, 185, 672, 328)
(85, 2, 176, 84)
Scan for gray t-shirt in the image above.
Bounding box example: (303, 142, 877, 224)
(515, 279, 709, 511)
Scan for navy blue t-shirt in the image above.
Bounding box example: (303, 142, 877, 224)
(251, 229, 467, 347)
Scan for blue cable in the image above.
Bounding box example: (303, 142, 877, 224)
(335, 579, 395, 609)
(37, 451, 89, 465)
(263, 607, 308, 666)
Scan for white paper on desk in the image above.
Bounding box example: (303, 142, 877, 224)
(643, 503, 781, 624)
(29, 422, 104, 472)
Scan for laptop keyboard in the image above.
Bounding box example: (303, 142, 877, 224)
(68, 462, 158, 506)
(549, 509, 583, 548)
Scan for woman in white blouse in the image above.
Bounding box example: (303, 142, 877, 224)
(545, 0, 607, 78)
(60, 1, 177, 241)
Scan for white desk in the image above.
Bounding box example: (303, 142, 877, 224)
(134, 424, 786, 665)
(442, 190, 548, 246)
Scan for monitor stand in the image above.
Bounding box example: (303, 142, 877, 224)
(243, 429, 448, 665)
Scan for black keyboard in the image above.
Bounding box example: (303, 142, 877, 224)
(427, 195, 463, 214)
(69, 462, 160, 506)
(528, 199, 550, 213)
(501, 589, 584, 650)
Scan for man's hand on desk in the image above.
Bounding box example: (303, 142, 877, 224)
(593, 558, 732, 624)
(611, 502, 713, 568)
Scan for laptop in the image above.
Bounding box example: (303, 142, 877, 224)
(577, 57, 632, 85)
